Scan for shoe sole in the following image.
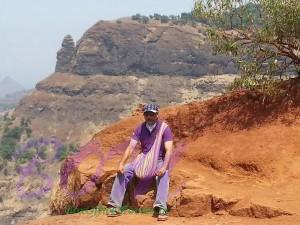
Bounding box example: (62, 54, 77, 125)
(157, 216, 168, 221)
(107, 214, 121, 217)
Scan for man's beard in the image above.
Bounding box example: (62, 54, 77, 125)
(146, 118, 157, 126)
(146, 121, 156, 126)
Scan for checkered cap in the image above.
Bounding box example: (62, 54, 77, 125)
(143, 103, 159, 113)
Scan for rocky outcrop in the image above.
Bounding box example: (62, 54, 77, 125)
(49, 80, 300, 218)
(55, 20, 236, 76)
(228, 201, 293, 218)
(55, 35, 75, 73)
(49, 165, 294, 218)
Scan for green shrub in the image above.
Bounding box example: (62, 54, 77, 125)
(4, 127, 22, 140)
(227, 75, 281, 96)
(16, 147, 36, 165)
(65, 205, 154, 215)
(131, 14, 141, 21)
(0, 142, 16, 160)
(160, 15, 169, 23)
(25, 128, 32, 138)
(0, 126, 22, 159)
(58, 143, 79, 161)
(0, 117, 32, 160)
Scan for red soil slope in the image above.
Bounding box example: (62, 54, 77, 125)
(19, 78, 300, 225)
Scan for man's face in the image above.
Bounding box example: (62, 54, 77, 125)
(143, 111, 158, 125)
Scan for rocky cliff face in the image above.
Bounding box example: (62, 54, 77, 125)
(13, 19, 238, 144)
(55, 19, 236, 76)
(13, 73, 237, 144)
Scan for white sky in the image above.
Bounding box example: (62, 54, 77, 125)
(0, 0, 195, 88)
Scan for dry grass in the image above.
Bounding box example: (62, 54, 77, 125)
(50, 160, 82, 215)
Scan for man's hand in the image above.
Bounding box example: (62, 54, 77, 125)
(117, 143, 135, 175)
(118, 164, 125, 174)
(156, 167, 167, 177)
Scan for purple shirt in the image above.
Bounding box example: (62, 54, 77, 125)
(131, 120, 173, 160)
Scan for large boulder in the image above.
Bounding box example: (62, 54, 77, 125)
(49, 79, 300, 217)
(50, 159, 293, 218)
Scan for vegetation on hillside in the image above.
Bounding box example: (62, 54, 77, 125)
(194, 0, 300, 92)
(0, 114, 79, 171)
(0, 116, 31, 160)
(0, 103, 17, 112)
(130, 12, 200, 26)
(65, 204, 154, 215)
(57, 143, 79, 161)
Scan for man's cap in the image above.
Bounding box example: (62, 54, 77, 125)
(143, 103, 159, 113)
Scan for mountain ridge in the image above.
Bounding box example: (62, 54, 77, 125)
(12, 19, 238, 143)
(55, 19, 236, 76)
(0, 76, 25, 98)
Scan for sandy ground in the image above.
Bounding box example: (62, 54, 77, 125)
(18, 213, 300, 225)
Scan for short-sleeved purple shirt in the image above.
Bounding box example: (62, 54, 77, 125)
(131, 120, 173, 160)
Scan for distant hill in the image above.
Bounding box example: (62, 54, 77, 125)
(0, 76, 25, 98)
(55, 18, 236, 76)
(0, 89, 32, 112)
(0, 77, 31, 112)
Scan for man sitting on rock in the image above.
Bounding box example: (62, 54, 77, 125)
(107, 103, 173, 221)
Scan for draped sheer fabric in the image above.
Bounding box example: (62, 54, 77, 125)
(133, 122, 168, 179)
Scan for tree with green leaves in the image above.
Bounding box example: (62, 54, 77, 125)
(194, 0, 300, 90)
(0, 127, 22, 159)
(0, 117, 32, 160)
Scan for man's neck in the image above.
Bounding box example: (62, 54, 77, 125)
(146, 121, 157, 132)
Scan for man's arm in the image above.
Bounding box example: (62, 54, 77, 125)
(156, 140, 173, 176)
(117, 139, 137, 174)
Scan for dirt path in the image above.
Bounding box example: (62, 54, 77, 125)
(18, 213, 300, 225)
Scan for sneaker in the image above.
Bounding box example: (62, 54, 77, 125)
(152, 207, 159, 217)
(157, 208, 168, 221)
(107, 207, 121, 217)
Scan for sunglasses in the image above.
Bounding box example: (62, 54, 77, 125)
(143, 111, 156, 116)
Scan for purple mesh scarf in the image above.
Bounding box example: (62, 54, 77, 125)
(133, 122, 168, 179)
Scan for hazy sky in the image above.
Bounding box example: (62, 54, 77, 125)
(0, 0, 195, 89)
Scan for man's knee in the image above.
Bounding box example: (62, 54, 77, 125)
(156, 170, 169, 185)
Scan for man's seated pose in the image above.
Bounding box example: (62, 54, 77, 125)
(107, 103, 173, 221)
